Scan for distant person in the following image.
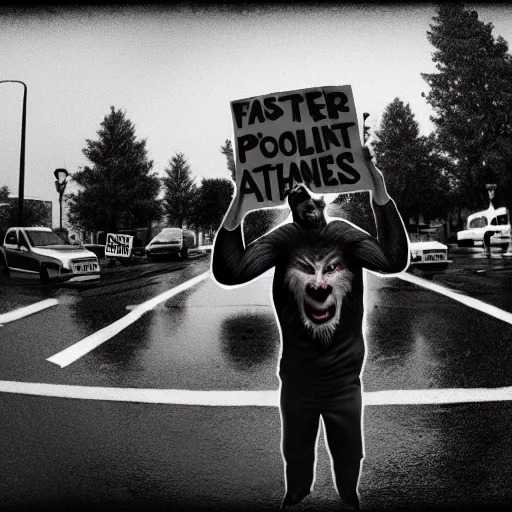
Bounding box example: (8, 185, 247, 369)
(212, 148, 409, 510)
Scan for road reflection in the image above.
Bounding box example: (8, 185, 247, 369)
(69, 294, 152, 378)
(363, 274, 512, 391)
(220, 311, 280, 371)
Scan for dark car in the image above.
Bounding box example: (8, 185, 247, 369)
(145, 228, 197, 260)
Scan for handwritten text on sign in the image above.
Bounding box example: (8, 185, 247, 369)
(105, 234, 133, 258)
(231, 85, 372, 211)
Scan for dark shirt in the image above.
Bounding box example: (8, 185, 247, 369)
(212, 200, 409, 397)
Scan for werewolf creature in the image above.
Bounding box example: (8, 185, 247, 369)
(212, 149, 409, 510)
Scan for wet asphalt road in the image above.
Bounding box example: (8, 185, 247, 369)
(1, 248, 512, 511)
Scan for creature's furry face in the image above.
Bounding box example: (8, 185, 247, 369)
(284, 248, 354, 345)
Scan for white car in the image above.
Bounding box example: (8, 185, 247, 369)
(409, 233, 451, 270)
(0, 227, 100, 283)
(457, 207, 510, 248)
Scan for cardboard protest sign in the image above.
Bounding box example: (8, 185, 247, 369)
(105, 233, 133, 258)
(231, 85, 373, 211)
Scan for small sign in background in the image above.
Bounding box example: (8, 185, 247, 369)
(105, 233, 133, 258)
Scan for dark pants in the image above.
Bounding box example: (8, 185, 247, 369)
(280, 379, 363, 502)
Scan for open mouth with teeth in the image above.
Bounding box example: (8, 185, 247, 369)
(305, 304, 336, 324)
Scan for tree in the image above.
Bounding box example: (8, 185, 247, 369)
(334, 99, 452, 235)
(220, 140, 236, 182)
(421, 3, 512, 211)
(0, 190, 52, 233)
(371, 98, 452, 225)
(192, 178, 234, 233)
(66, 106, 162, 234)
(331, 192, 376, 237)
(162, 152, 197, 228)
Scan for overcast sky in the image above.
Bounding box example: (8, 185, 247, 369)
(1, 3, 512, 227)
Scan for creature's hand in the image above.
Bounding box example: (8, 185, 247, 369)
(221, 185, 251, 231)
(363, 146, 391, 206)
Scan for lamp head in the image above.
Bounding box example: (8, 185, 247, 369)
(54, 168, 69, 184)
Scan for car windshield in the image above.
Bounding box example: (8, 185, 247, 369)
(152, 229, 181, 242)
(469, 217, 487, 229)
(25, 230, 67, 247)
(409, 233, 438, 243)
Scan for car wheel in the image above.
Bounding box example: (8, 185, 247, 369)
(0, 255, 10, 278)
(40, 264, 50, 284)
(178, 246, 188, 261)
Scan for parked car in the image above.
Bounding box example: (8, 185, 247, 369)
(0, 227, 100, 283)
(145, 228, 197, 261)
(457, 207, 510, 248)
(490, 227, 511, 251)
(82, 243, 106, 260)
(409, 232, 451, 271)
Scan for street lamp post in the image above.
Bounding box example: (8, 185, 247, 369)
(485, 183, 512, 256)
(54, 168, 69, 229)
(485, 183, 497, 253)
(0, 80, 27, 226)
(504, 202, 512, 257)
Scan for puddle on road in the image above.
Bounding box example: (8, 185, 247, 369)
(63, 274, 281, 390)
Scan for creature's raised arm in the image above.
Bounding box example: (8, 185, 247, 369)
(212, 223, 296, 286)
(327, 199, 409, 274)
(348, 199, 409, 274)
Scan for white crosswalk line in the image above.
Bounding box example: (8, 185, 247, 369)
(394, 271, 512, 325)
(1, 380, 512, 406)
(46, 272, 210, 368)
(0, 299, 59, 325)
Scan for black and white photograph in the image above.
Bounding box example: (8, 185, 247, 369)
(1, 3, 512, 512)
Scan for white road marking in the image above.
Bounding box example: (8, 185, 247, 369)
(395, 271, 512, 326)
(46, 272, 210, 368)
(1, 380, 512, 406)
(4, 268, 512, 406)
(125, 303, 271, 310)
(0, 299, 59, 325)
